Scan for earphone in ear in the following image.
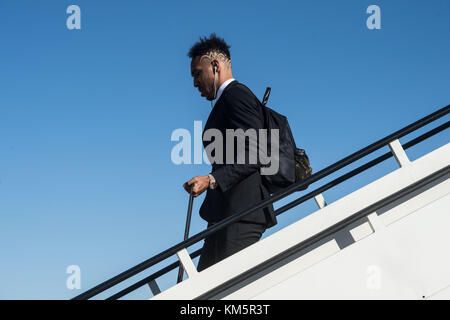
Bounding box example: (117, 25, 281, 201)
(211, 64, 218, 105)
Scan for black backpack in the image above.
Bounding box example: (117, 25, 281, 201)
(259, 87, 312, 194)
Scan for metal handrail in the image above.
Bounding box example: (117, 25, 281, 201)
(72, 105, 449, 300)
(107, 119, 449, 300)
(107, 249, 202, 300)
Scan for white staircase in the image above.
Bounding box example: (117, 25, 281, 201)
(152, 142, 450, 300)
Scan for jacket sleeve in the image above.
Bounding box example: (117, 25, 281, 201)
(212, 85, 265, 193)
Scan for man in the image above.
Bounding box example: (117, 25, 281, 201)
(183, 34, 277, 272)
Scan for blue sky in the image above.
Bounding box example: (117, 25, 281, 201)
(0, 0, 448, 299)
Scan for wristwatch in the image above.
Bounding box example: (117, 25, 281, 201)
(208, 173, 217, 190)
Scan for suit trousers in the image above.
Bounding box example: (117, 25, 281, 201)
(197, 220, 266, 272)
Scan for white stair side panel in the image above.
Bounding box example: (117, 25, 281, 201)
(222, 172, 449, 299)
(221, 240, 341, 300)
(378, 173, 450, 226)
(252, 194, 450, 300)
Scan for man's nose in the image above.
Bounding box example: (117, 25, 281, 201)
(193, 79, 199, 88)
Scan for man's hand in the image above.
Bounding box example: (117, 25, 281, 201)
(183, 175, 210, 197)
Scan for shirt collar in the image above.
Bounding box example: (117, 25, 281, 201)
(215, 78, 235, 103)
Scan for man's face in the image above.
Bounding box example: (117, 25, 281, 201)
(191, 56, 215, 101)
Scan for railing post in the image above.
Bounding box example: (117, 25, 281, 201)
(176, 249, 199, 280)
(388, 139, 411, 167)
(314, 193, 327, 209)
(147, 279, 161, 296)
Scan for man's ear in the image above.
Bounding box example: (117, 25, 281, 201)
(211, 60, 219, 74)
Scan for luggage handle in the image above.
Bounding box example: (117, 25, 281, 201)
(176, 185, 195, 283)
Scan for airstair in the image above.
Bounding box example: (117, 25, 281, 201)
(73, 105, 449, 300)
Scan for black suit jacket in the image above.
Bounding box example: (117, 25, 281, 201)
(200, 80, 277, 228)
